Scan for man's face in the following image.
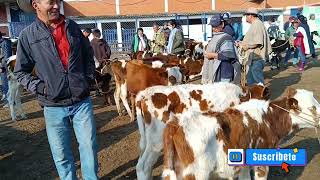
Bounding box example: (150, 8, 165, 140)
(168, 24, 174, 30)
(153, 25, 159, 32)
(246, 15, 253, 24)
(83, 32, 90, 38)
(32, 0, 60, 23)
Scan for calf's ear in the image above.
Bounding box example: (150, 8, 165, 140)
(288, 98, 299, 111)
(262, 87, 271, 100)
(287, 87, 297, 98)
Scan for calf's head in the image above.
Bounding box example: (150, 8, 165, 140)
(240, 83, 270, 102)
(286, 88, 320, 128)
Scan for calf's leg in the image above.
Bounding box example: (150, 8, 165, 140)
(15, 86, 27, 119)
(120, 82, 132, 119)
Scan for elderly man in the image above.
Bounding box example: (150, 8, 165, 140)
(15, 0, 98, 179)
(151, 23, 166, 54)
(238, 7, 271, 85)
(202, 14, 240, 84)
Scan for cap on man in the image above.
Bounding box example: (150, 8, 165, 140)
(15, 0, 98, 179)
(202, 14, 240, 85)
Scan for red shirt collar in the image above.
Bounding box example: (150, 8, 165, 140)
(50, 16, 65, 29)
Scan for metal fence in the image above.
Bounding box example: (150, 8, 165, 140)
(9, 21, 33, 38)
(7, 10, 284, 55)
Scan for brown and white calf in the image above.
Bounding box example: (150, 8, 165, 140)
(135, 82, 270, 180)
(162, 88, 320, 180)
(111, 59, 183, 121)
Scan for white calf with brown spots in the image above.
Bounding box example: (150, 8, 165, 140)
(162, 88, 320, 180)
(135, 82, 269, 180)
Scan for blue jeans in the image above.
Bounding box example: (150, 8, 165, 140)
(284, 47, 293, 64)
(294, 47, 306, 64)
(44, 97, 98, 180)
(247, 59, 265, 86)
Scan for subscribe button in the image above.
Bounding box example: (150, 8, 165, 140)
(228, 149, 307, 166)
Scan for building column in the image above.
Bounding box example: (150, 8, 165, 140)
(5, 2, 11, 37)
(116, 22, 123, 51)
(211, 0, 215, 10)
(164, 0, 168, 13)
(116, 0, 120, 15)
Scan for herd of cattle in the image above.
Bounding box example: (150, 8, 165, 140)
(5, 39, 319, 180)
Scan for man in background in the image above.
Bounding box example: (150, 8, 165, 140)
(82, 28, 92, 39)
(238, 7, 271, 85)
(90, 29, 111, 68)
(151, 23, 166, 54)
(162, 22, 171, 44)
(222, 12, 235, 38)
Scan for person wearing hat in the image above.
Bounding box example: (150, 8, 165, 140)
(284, 17, 297, 66)
(202, 14, 240, 85)
(237, 7, 271, 86)
(222, 12, 235, 38)
(0, 31, 12, 107)
(15, 0, 98, 179)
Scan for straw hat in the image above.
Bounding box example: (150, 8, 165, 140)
(244, 7, 259, 15)
(17, 0, 35, 13)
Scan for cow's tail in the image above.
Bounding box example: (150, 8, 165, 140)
(162, 120, 179, 180)
(136, 92, 147, 156)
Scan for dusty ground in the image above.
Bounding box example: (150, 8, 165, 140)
(1, 54, 320, 180)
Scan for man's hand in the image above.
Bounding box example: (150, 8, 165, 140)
(204, 51, 218, 60)
(239, 43, 248, 51)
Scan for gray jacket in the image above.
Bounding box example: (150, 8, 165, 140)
(202, 32, 240, 85)
(14, 17, 95, 107)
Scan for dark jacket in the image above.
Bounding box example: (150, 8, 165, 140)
(223, 22, 235, 38)
(299, 22, 315, 55)
(14, 17, 95, 107)
(90, 38, 111, 63)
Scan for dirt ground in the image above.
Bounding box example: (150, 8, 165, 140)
(1, 54, 320, 180)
